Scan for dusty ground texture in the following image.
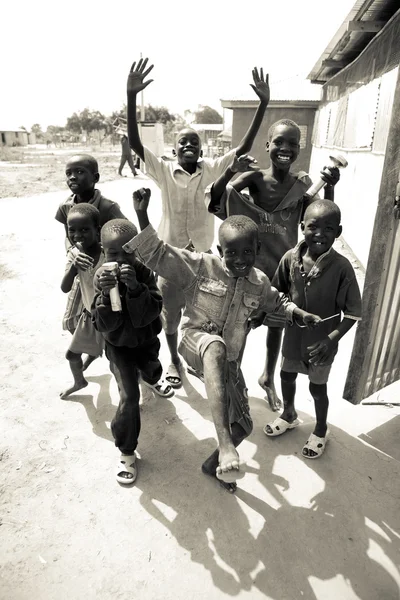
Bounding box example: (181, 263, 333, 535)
(0, 145, 125, 198)
(0, 170, 399, 600)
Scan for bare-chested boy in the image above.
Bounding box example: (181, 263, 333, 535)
(207, 119, 340, 411)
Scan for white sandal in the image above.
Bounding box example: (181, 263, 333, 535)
(142, 379, 174, 398)
(263, 417, 300, 437)
(302, 429, 330, 459)
(116, 454, 137, 484)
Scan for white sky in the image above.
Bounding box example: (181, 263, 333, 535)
(1, 0, 356, 129)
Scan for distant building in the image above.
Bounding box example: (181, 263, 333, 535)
(221, 77, 321, 171)
(0, 125, 36, 146)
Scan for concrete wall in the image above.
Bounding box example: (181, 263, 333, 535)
(231, 106, 317, 172)
(0, 131, 29, 146)
(309, 147, 385, 267)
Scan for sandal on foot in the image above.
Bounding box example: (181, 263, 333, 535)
(165, 364, 182, 389)
(263, 417, 300, 437)
(187, 366, 204, 383)
(302, 429, 330, 459)
(142, 379, 174, 398)
(116, 454, 137, 485)
(216, 461, 247, 484)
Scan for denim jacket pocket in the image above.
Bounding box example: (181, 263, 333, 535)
(194, 277, 227, 317)
(237, 293, 260, 323)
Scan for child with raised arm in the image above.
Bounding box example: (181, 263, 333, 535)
(126, 57, 270, 391)
(91, 219, 173, 485)
(207, 120, 340, 411)
(60, 204, 105, 399)
(123, 187, 321, 493)
(261, 200, 361, 457)
(55, 154, 127, 334)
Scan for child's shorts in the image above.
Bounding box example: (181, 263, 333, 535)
(158, 276, 186, 334)
(179, 329, 253, 436)
(68, 310, 104, 357)
(281, 357, 332, 385)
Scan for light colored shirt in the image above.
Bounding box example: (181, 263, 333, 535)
(65, 250, 105, 312)
(123, 225, 295, 362)
(144, 146, 236, 252)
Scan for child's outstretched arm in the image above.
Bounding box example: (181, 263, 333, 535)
(127, 57, 154, 162)
(208, 154, 259, 213)
(124, 188, 200, 290)
(235, 67, 270, 156)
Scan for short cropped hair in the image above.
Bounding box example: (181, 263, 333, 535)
(69, 154, 99, 174)
(68, 203, 100, 227)
(100, 218, 138, 243)
(304, 199, 341, 225)
(219, 215, 259, 244)
(175, 128, 200, 142)
(268, 119, 301, 142)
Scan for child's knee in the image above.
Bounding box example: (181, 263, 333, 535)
(203, 340, 226, 364)
(280, 370, 297, 383)
(66, 350, 81, 362)
(309, 382, 328, 399)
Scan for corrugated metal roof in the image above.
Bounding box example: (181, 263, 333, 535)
(308, 0, 399, 83)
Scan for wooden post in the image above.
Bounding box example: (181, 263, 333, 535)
(344, 67, 400, 402)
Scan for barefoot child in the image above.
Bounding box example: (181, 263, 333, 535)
(207, 120, 340, 411)
(126, 57, 271, 391)
(263, 201, 361, 457)
(91, 219, 173, 485)
(123, 187, 321, 492)
(60, 204, 105, 399)
(55, 154, 127, 334)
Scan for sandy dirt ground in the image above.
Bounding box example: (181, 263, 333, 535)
(1, 172, 400, 600)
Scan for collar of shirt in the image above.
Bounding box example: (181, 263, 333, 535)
(293, 240, 335, 279)
(221, 258, 262, 284)
(68, 188, 100, 205)
(172, 160, 203, 176)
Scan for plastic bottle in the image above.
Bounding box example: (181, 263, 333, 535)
(102, 261, 122, 312)
(304, 152, 348, 200)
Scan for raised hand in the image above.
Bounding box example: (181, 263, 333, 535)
(127, 57, 154, 95)
(250, 67, 270, 105)
(133, 187, 151, 212)
(231, 154, 259, 174)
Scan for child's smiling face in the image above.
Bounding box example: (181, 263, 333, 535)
(218, 227, 259, 278)
(175, 130, 201, 166)
(67, 213, 98, 251)
(267, 124, 300, 170)
(301, 206, 342, 258)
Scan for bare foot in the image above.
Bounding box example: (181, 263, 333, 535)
(82, 355, 97, 372)
(201, 457, 237, 493)
(216, 448, 246, 484)
(258, 377, 282, 411)
(60, 379, 88, 399)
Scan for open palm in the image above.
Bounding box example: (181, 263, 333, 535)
(250, 67, 270, 104)
(127, 57, 154, 94)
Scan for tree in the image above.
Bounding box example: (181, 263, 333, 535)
(66, 108, 107, 134)
(193, 106, 223, 124)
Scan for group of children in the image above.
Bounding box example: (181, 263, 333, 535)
(55, 57, 361, 490)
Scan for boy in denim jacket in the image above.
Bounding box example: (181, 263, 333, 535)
(123, 188, 321, 493)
